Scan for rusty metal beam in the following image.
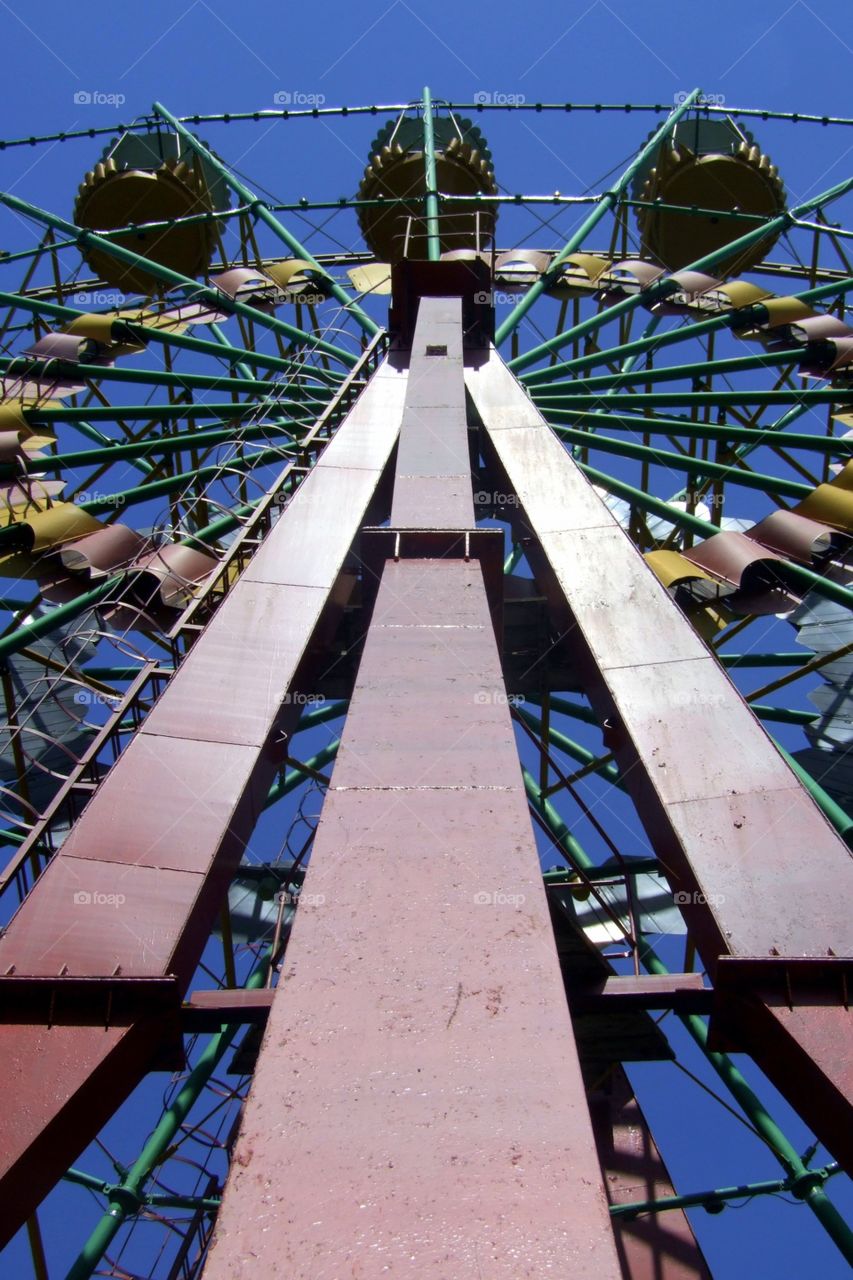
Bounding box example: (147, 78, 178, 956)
(203, 297, 622, 1278)
(467, 348, 853, 1174)
(591, 1066, 712, 1280)
(0, 353, 408, 1246)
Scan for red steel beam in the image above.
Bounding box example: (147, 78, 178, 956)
(203, 298, 623, 1278)
(591, 1066, 712, 1280)
(0, 355, 408, 1245)
(466, 348, 853, 1172)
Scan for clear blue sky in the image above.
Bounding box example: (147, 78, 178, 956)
(1, 2, 852, 1277)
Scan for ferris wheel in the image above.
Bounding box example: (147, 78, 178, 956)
(0, 88, 851, 1280)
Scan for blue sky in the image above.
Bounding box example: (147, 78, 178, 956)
(1, 2, 852, 1277)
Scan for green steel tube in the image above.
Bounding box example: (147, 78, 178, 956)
(422, 87, 441, 262)
(9, 419, 305, 475)
(522, 770, 853, 1266)
(26, 401, 305, 424)
(772, 738, 853, 848)
(151, 100, 379, 338)
(509, 173, 853, 372)
(540, 407, 852, 456)
(639, 944, 853, 1266)
(0, 189, 358, 367)
(76, 441, 296, 514)
(720, 653, 813, 668)
(0, 289, 334, 386)
(515, 705, 624, 790)
(0, 352, 332, 403)
(522, 766, 593, 869)
(0, 580, 118, 664)
(521, 273, 853, 386)
(550, 425, 812, 500)
(749, 704, 817, 725)
(5, 103, 853, 153)
(579, 461, 853, 611)
(494, 88, 703, 346)
(532, 388, 853, 409)
(504, 542, 524, 574)
(535, 347, 805, 395)
(64, 953, 273, 1280)
(611, 1165, 841, 1220)
(264, 740, 341, 808)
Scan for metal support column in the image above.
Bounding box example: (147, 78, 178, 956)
(466, 348, 853, 1173)
(203, 297, 623, 1278)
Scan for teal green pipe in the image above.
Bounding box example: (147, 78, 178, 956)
(495, 88, 703, 346)
(152, 100, 379, 338)
(532, 388, 853, 409)
(773, 738, 853, 848)
(422, 87, 441, 262)
(0, 288, 339, 386)
(578, 462, 853, 611)
(551, 425, 812, 500)
(64, 952, 273, 1280)
(510, 172, 853, 371)
(540, 407, 851, 456)
(0, 189, 358, 367)
(611, 1165, 841, 1220)
(536, 347, 805, 396)
(640, 943, 853, 1266)
(522, 273, 853, 385)
(76, 441, 296, 514)
(8, 418, 305, 475)
(0, 352, 332, 403)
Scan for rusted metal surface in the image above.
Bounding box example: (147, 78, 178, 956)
(204, 298, 622, 1278)
(0, 354, 407, 1246)
(570, 972, 711, 1016)
(204, 556, 621, 1280)
(591, 1067, 712, 1280)
(467, 348, 853, 1170)
(391, 295, 474, 529)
